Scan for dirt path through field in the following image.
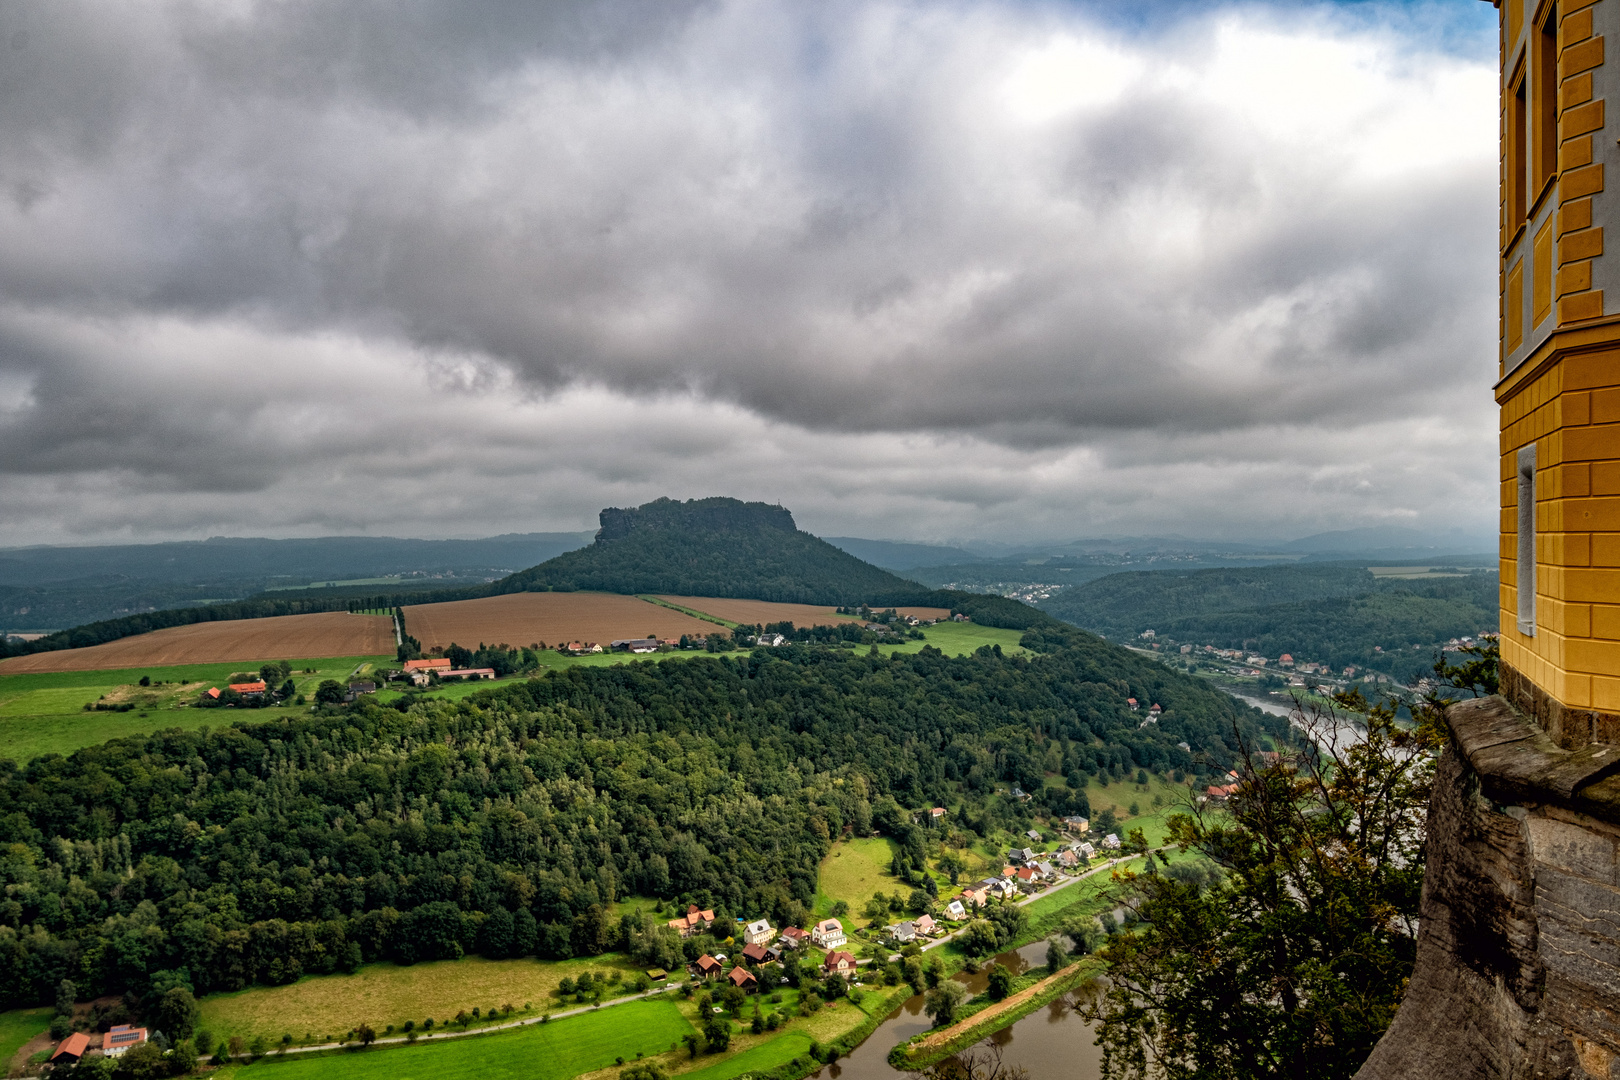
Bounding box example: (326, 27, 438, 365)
(915, 961, 1085, 1049)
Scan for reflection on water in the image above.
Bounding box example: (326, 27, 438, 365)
(811, 940, 1105, 1080)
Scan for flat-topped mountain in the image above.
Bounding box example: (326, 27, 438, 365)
(497, 497, 930, 605)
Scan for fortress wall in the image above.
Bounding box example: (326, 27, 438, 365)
(1357, 695, 1620, 1079)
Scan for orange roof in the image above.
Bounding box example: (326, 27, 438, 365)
(228, 681, 267, 693)
(403, 658, 452, 672)
(205, 687, 221, 699)
(52, 1033, 89, 1060)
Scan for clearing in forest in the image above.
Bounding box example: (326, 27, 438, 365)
(402, 593, 714, 651)
(0, 613, 394, 674)
(815, 836, 902, 918)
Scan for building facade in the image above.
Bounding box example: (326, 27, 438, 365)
(1496, 0, 1620, 742)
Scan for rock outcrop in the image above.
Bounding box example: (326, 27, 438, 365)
(1356, 696, 1620, 1079)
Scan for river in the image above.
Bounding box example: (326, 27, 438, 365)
(809, 940, 1106, 1080)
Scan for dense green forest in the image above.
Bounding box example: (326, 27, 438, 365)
(1041, 564, 1497, 672)
(0, 631, 1279, 1007)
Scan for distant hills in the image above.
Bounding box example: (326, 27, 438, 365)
(1042, 563, 1499, 675)
(0, 533, 594, 632)
(822, 537, 982, 572)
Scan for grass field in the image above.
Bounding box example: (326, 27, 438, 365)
(0, 655, 392, 763)
(875, 621, 1028, 658)
(219, 999, 694, 1080)
(0, 1007, 50, 1070)
(672, 1033, 813, 1080)
(0, 612, 393, 674)
(197, 952, 656, 1046)
(814, 836, 901, 918)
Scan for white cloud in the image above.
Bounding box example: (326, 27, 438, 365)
(0, 0, 1501, 545)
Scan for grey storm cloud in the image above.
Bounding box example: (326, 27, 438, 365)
(0, 0, 1501, 544)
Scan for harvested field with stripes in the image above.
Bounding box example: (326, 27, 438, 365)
(662, 597, 952, 626)
(402, 592, 715, 651)
(0, 612, 394, 673)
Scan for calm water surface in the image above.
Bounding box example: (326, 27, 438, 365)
(810, 941, 1106, 1080)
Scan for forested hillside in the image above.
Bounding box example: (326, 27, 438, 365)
(1042, 564, 1498, 671)
(497, 497, 926, 604)
(0, 633, 1278, 1006)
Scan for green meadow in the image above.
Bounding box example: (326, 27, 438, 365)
(0, 1006, 50, 1070)
(216, 999, 694, 1080)
(0, 655, 390, 764)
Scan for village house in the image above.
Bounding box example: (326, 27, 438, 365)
(563, 642, 603, 654)
(1035, 861, 1056, 879)
(228, 680, 267, 697)
(743, 919, 774, 946)
(740, 942, 771, 965)
(50, 1034, 89, 1065)
(929, 807, 946, 822)
(1056, 848, 1079, 868)
(1101, 833, 1122, 850)
(757, 633, 787, 647)
(1148, 703, 1162, 719)
(1206, 783, 1240, 801)
(945, 900, 967, 920)
(1127, 697, 1138, 711)
(778, 926, 809, 949)
(668, 905, 716, 937)
(403, 658, 452, 674)
(610, 638, 660, 653)
(727, 966, 758, 992)
(891, 921, 916, 943)
(692, 954, 723, 980)
(1078, 841, 1097, 859)
(823, 951, 857, 978)
(1061, 816, 1089, 834)
(104, 1025, 148, 1058)
(1007, 847, 1036, 865)
(442, 667, 496, 681)
(811, 918, 847, 949)
(1025, 829, 1042, 842)
(914, 914, 937, 935)
(347, 680, 376, 698)
(1013, 867, 1039, 888)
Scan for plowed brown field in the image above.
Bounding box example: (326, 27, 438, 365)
(403, 592, 716, 650)
(661, 597, 952, 625)
(0, 612, 394, 673)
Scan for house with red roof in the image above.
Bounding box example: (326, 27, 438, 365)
(51, 1033, 89, 1064)
(822, 951, 857, 978)
(104, 1025, 148, 1058)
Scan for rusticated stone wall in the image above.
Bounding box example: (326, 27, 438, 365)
(1356, 696, 1620, 1079)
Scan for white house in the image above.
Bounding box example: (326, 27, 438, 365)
(103, 1026, 148, 1058)
(945, 900, 966, 920)
(1078, 841, 1097, 859)
(1101, 833, 1122, 850)
(811, 918, 847, 949)
(890, 921, 916, 944)
(743, 919, 774, 946)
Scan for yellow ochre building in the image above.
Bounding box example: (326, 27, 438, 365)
(1494, 0, 1620, 743)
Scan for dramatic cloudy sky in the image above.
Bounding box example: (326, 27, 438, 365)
(0, 0, 1500, 546)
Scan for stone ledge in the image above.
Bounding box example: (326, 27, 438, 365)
(1449, 696, 1620, 807)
